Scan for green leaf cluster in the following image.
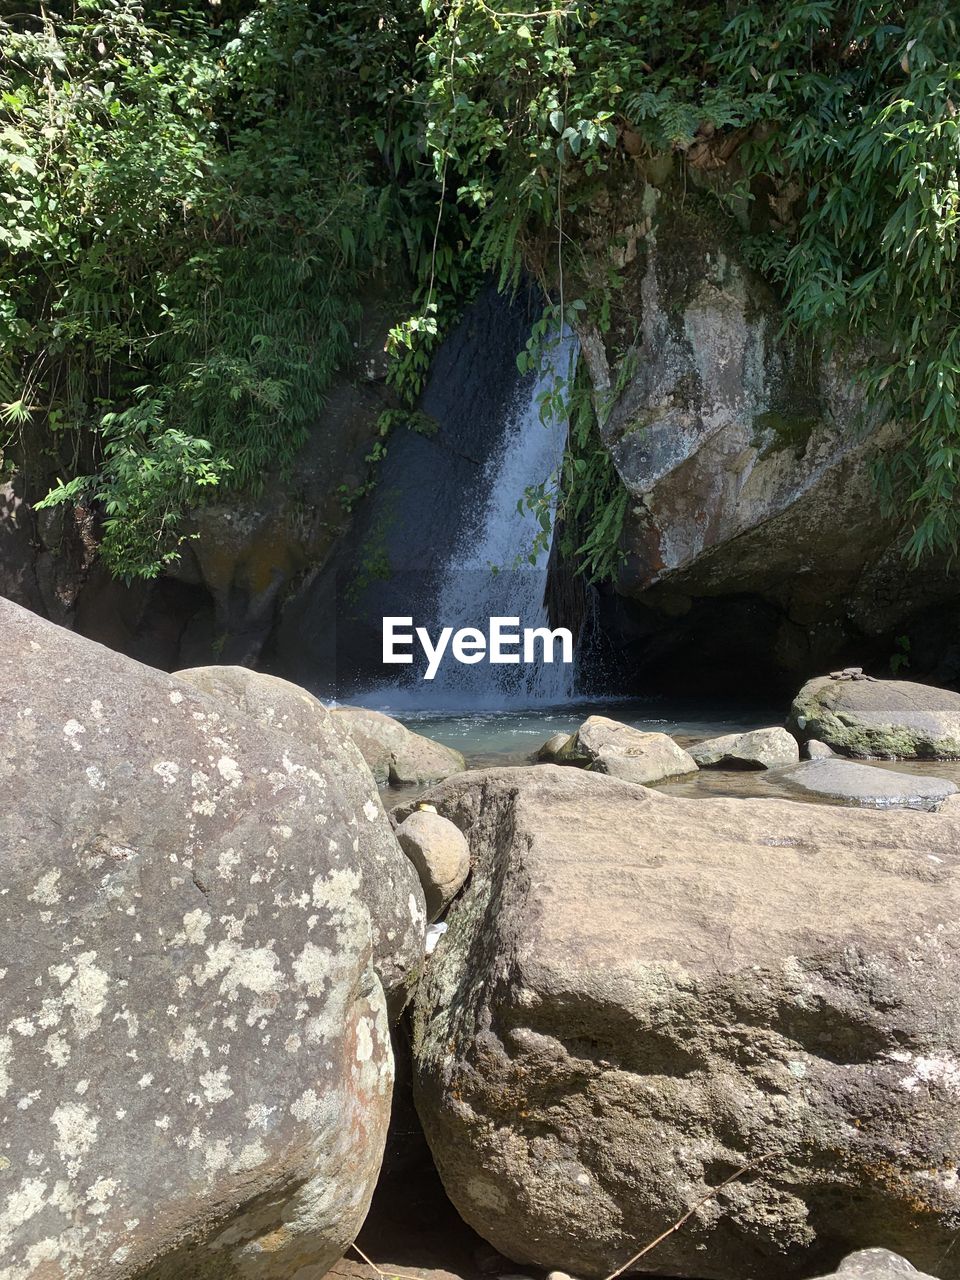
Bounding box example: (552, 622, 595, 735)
(0, 0, 425, 578)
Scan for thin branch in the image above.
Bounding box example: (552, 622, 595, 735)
(347, 1240, 427, 1280)
(601, 1154, 774, 1280)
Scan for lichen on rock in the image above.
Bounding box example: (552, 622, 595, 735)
(0, 599, 425, 1279)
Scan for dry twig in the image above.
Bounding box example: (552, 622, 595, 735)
(601, 1153, 774, 1280)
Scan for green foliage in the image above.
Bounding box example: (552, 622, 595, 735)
(2, 0, 958, 579)
(36, 393, 226, 578)
(557, 370, 629, 585)
(515, 310, 628, 581)
(717, 3, 960, 562)
(0, 0, 423, 577)
(415, 0, 960, 566)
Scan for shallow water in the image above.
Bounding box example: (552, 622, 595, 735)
(392, 695, 777, 768)
(657, 754, 960, 805)
(384, 698, 960, 809)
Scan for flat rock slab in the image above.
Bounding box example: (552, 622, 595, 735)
(412, 766, 960, 1280)
(780, 758, 958, 810)
(790, 676, 960, 759)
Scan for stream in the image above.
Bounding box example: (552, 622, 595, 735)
(380, 697, 960, 808)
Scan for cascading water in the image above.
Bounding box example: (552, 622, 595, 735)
(422, 327, 579, 708)
(271, 288, 584, 711)
(269, 289, 786, 759)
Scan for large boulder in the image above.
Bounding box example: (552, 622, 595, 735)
(412, 766, 960, 1280)
(333, 706, 466, 786)
(556, 714, 697, 784)
(789, 675, 960, 759)
(690, 726, 799, 770)
(0, 599, 425, 1279)
(813, 1251, 937, 1279)
(174, 664, 426, 1000)
(779, 758, 958, 811)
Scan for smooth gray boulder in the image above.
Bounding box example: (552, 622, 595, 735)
(332, 705, 466, 785)
(789, 675, 960, 759)
(780, 758, 958, 811)
(813, 1250, 936, 1278)
(556, 715, 697, 784)
(690, 726, 799, 770)
(807, 738, 835, 759)
(412, 766, 960, 1280)
(0, 600, 425, 1279)
(396, 808, 470, 921)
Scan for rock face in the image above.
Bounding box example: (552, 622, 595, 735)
(412, 766, 960, 1280)
(572, 175, 960, 685)
(0, 600, 425, 1279)
(814, 1251, 937, 1279)
(0, 293, 403, 673)
(556, 714, 697, 784)
(780, 759, 958, 811)
(790, 675, 960, 759)
(396, 809, 471, 922)
(690, 726, 799, 770)
(333, 706, 466, 786)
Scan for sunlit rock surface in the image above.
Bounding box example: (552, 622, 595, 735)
(0, 599, 425, 1279)
(412, 765, 960, 1280)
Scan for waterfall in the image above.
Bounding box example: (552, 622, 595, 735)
(270, 289, 583, 710)
(421, 327, 579, 709)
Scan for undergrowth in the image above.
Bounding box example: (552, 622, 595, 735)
(1, 2, 957, 579)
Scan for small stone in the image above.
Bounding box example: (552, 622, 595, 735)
(806, 739, 834, 760)
(397, 810, 470, 921)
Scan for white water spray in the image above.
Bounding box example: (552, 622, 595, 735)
(417, 326, 580, 709)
